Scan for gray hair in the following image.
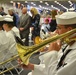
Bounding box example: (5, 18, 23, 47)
(8, 8, 15, 13)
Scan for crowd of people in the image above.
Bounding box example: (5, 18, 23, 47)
(0, 6, 76, 75)
(0, 6, 58, 46)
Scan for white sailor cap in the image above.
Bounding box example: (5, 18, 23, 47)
(68, 7, 75, 12)
(4, 15, 13, 18)
(4, 18, 13, 22)
(3, 15, 13, 22)
(0, 15, 4, 21)
(56, 12, 76, 25)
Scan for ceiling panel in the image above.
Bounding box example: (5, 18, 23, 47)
(0, 0, 76, 11)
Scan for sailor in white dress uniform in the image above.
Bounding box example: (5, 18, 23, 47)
(48, 12, 76, 75)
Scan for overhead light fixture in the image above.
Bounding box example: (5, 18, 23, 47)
(54, 1, 57, 3)
(17, 2, 20, 4)
(61, 5, 68, 10)
(21, 4, 24, 6)
(25, 1, 28, 3)
(39, 5, 42, 8)
(68, 1, 73, 5)
(47, 8, 51, 10)
(54, 1, 60, 5)
(46, 3, 49, 6)
(10, 1, 13, 3)
(45, 2, 48, 4)
(54, 1, 68, 10)
(51, 5, 53, 7)
(68, 1, 73, 7)
(40, 1, 43, 3)
(31, 2, 34, 4)
(45, 2, 49, 6)
(44, 7, 48, 10)
(31, 2, 36, 6)
(51, 5, 60, 11)
(33, 3, 36, 6)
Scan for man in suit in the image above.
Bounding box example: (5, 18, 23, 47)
(18, 7, 31, 46)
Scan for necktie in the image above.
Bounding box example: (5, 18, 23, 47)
(56, 47, 72, 70)
(62, 44, 68, 52)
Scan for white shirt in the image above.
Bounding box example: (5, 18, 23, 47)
(32, 51, 58, 75)
(5, 30, 18, 60)
(0, 30, 9, 62)
(40, 24, 50, 39)
(56, 42, 76, 75)
(48, 42, 76, 75)
(41, 24, 50, 32)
